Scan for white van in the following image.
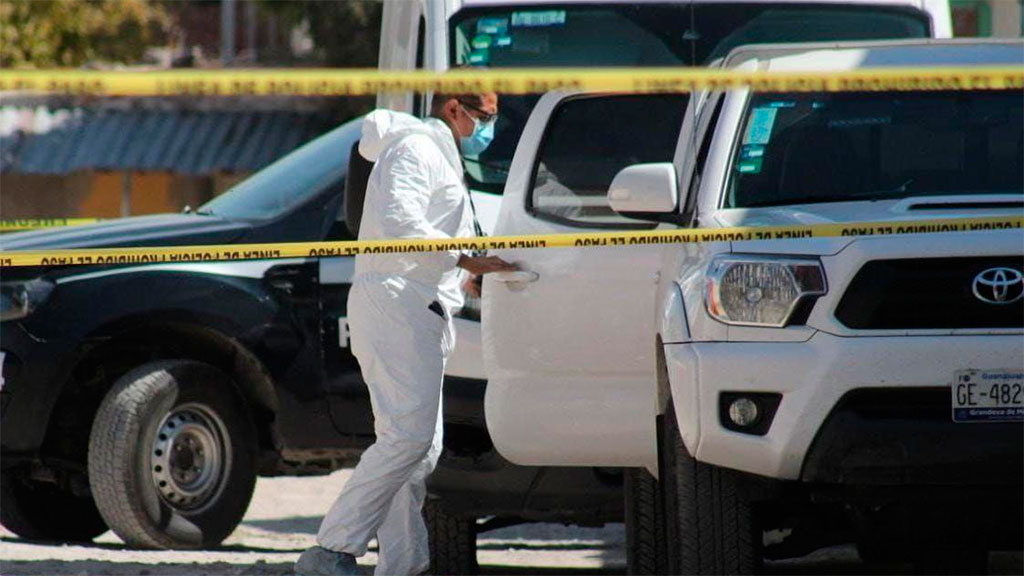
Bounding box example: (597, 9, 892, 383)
(481, 39, 1023, 572)
(377, 0, 952, 236)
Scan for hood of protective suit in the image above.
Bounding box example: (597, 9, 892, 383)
(353, 108, 475, 315)
(358, 110, 463, 174)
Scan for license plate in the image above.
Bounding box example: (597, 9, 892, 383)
(952, 369, 1024, 423)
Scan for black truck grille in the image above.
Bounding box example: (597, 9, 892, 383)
(834, 257, 1024, 330)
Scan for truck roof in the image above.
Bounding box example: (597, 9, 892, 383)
(724, 38, 1024, 71)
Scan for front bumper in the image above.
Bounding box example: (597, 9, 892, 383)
(664, 332, 1023, 482)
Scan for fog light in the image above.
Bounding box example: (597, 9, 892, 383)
(719, 392, 782, 435)
(728, 397, 760, 427)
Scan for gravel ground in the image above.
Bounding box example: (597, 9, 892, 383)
(1, 470, 1020, 575)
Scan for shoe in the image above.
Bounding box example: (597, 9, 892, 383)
(294, 546, 361, 575)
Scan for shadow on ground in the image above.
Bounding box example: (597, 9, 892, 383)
(480, 566, 622, 575)
(0, 559, 298, 576)
(243, 516, 321, 535)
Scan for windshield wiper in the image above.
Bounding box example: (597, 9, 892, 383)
(744, 181, 922, 208)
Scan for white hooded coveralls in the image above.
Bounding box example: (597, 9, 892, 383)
(317, 110, 473, 575)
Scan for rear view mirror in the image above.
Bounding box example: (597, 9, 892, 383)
(607, 163, 678, 217)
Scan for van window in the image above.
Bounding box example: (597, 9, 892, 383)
(693, 5, 929, 62)
(725, 90, 1023, 209)
(529, 95, 687, 228)
(449, 3, 930, 195)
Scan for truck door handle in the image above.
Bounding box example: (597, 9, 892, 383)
(491, 271, 539, 283)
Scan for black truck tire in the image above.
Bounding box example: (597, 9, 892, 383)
(425, 498, 478, 575)
(0, 470, 109, 542)
(625, 467, 667, 574)
(660, 402, 759, 575)
(88, 360, 257, 549)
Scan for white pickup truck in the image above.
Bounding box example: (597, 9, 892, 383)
(375, 1, 956, 572)
(482, 39, 1023, 572)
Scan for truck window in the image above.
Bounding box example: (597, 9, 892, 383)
(528, 94, 687, 229)
(724, 90, 1024, 209)
(449, 3, 930, 195)
(683, 96, 726, 226)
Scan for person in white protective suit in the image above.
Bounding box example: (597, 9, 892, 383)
(295, 91, 516, 576)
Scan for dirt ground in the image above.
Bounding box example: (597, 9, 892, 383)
(1, 470, 1021, 575)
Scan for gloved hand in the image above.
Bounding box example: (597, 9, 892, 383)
(463, 274, 483, 298)
(457, 255, 518, 276)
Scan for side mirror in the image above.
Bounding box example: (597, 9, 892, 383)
(607, 163, 678, 218)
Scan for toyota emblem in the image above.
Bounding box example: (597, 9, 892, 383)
(972, 267, 1024, 305)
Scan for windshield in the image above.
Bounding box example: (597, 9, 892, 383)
(725, 90, 1023, 208)
(450, 3, 930, 193)
(199, 119, 361, 220)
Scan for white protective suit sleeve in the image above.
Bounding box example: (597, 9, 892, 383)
(374, 140, 463, 273)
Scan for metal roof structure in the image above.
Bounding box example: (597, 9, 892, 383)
(0, 106, 335, 175)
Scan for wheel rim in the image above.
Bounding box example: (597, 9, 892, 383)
(150, 403, 231, 510)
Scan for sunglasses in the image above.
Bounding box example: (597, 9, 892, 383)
(458, 99, 498, 124)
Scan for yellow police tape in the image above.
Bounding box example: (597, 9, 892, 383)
(1, 216, 1020, 268)
(1, 67, 1022, 97)
(0, 219, 100, 233)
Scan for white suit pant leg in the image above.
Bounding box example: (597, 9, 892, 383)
(317, 283, 448, 560)
(374, 395, 444, 576)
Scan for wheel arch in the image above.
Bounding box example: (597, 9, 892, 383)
(44, 318, 280, 465)
(656, 335, 671, 416)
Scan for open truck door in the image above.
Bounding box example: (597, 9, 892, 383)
(481, 91, 690, 471)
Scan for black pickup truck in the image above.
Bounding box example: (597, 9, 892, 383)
(0, 118, 621, 572)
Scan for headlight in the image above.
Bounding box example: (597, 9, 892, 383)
(1, 279, 55, 322)
(705, 255, 826, 327)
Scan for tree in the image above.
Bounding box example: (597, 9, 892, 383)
(255, 1, 382, 119)
(257, 0, 381, 67)
(0, 0, 169, 68)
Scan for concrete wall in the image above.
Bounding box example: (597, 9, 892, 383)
(953, 0, 1023, 37)
(990, 0, 1023, 37)
(1, 172, 94, 218)
(1, 171, 228, 219)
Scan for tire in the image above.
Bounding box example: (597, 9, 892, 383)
(626, 467, 668, 575)
(0, 470, 109, 542)
(424, 498, 478, 575)
(87, 360, 257, 549)
(660, 401, 760, 575)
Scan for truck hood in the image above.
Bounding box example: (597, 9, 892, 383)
(711, 195, 1023, 255)
(0, 214, 251, 251)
